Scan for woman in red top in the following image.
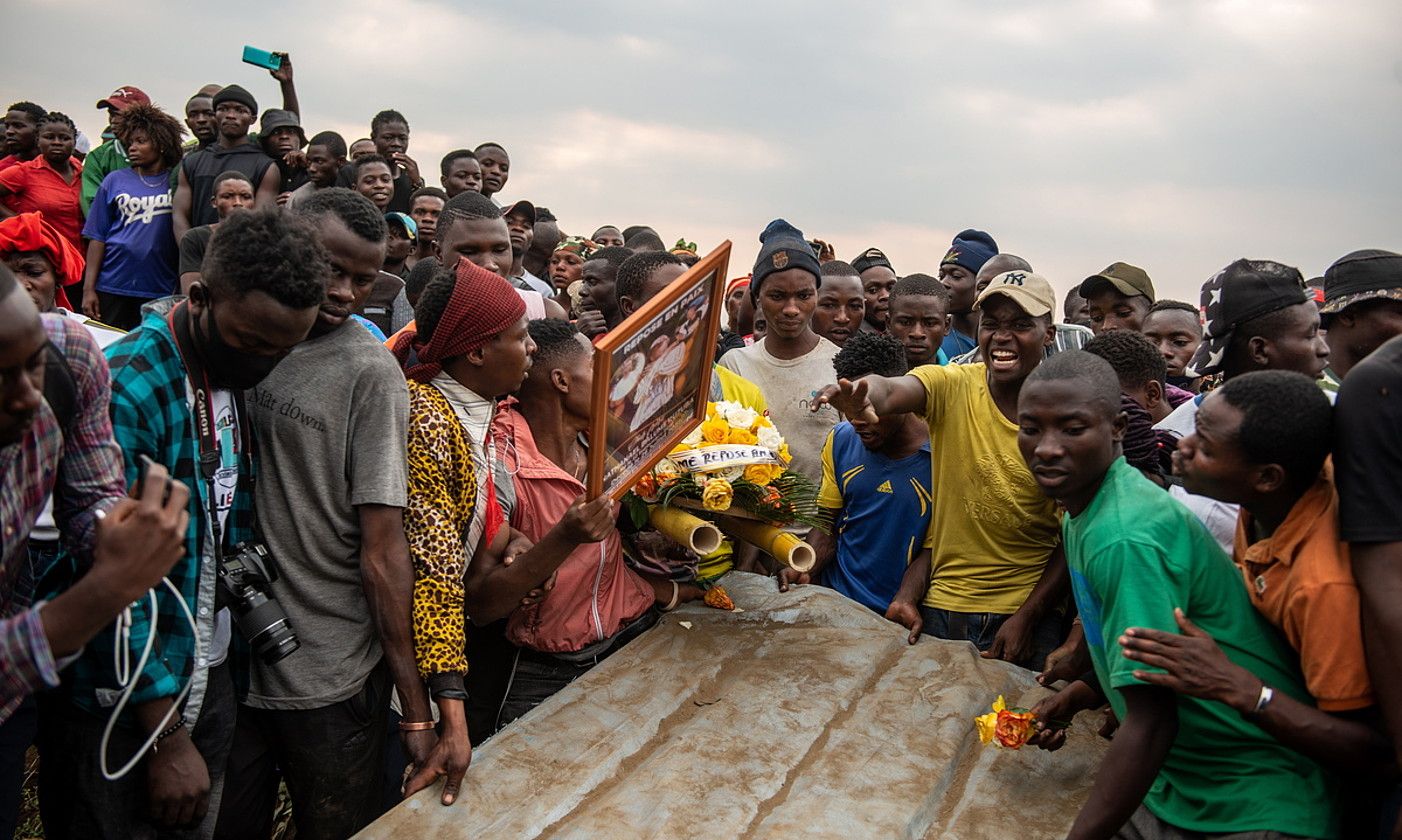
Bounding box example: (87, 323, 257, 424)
(0, 112, 83, 251)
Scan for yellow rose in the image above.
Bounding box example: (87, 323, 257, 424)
(743, 463, 781, 485)
(778, 443, 792, 465)
(974, 711, 998, 745)
(701, 477, 734, 511)
(727, 427, 758, 445)
(701, 418, 729, 444)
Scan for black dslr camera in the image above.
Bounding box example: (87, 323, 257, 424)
(216, 543, 300, 664)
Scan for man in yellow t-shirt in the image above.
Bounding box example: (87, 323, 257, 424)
(818, 270, 1067, 669)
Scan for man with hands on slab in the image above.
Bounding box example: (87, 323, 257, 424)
(1015, 351, 1338, 840)
(813, 270, 1066, 669)
(1121, 370, 1390, 836)
(487, 318, 703, 729)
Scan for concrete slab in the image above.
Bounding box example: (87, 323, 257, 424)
(358, 572, 1107, 839)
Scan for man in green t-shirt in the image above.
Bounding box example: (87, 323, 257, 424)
(1015, 351, 1338, 840)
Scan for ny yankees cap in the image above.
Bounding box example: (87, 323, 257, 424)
(1189, 259, 1307, 376)
(974, 270, 1056, 318)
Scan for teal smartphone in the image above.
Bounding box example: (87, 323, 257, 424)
(241, 46, 282, 71)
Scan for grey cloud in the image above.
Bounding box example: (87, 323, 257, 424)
(4, 0, 1399, 302)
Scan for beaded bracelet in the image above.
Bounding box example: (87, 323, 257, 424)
(151, 715, 186, 753)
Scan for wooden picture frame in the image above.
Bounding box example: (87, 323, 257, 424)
(587, 242, 732, 499)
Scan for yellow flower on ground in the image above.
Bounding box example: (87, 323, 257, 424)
(727, 427, 758, 445)
(974, 711, 998, 745)
(973, 695, 1038, 749)
(701, 418, 729, 444)
(974, 696, 1007, 744)
(995, 707, 1037, 749)
(702, 477, 734, 511)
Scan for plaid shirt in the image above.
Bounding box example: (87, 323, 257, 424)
(67, 300, 254, 723)
(1, 315, 123, 723)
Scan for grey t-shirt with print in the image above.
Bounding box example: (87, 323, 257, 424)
(244, 321, 409, 709)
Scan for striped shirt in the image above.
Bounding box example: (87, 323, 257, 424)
(0, 315, 123, 723)
(65, 300, 254, 724)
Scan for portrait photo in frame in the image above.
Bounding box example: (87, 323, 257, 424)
(587, 242, 732, 499)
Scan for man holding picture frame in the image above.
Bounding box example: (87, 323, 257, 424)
(612, 249, 770, 581)
(587, 243, 734, 501)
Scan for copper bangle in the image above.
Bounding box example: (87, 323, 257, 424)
(398, 720, 436, 732)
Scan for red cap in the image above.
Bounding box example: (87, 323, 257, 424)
(96, 86, 151, 111)
(501, 199, 537, 224)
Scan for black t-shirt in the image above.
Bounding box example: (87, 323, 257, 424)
(275, 159, 310, 194)
(1334, 333, 1402, 542)
(356, 271, 405, 336)
(181, 141, 275, 227)
(335, 164, 413, 214)
(179, 225, 216, 276)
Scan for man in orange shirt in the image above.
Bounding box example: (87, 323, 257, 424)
(1123, 370, 1392, 834)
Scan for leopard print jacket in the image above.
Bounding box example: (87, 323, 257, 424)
(405, 380, 478, 688)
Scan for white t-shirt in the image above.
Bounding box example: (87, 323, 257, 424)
(209, 389, 239, 534)
(201, 388, 240, 666)
(718, 337, 841, 484)
(1155, 396, 1200, 441)
(1153, 395, 1238, 553)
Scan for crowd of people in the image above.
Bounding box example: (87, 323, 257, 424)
(2, 55, 1400, 840)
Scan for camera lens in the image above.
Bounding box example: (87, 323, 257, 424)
(250, 618, 300, 664)
(235, 597, 301, 664)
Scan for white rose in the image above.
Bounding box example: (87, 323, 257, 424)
(712, 465, 745, 481)
(757, 424, 783, 451)
(683, 425, 704, 446)
(724, 405, 758, 430)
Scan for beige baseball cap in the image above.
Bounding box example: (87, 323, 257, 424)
(974, 270, 1056, 317)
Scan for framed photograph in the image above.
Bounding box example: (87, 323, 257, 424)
(588, 242, 732, 499)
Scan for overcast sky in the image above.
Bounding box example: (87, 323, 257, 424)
(9, 0, 1401, 305)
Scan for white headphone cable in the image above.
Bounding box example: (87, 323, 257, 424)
(99, 575, 200, 781)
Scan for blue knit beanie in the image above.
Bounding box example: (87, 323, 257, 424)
(751, 219, 822, 305)
(941, 229, 999, 275)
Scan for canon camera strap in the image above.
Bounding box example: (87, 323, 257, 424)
(168, 304, 255, 561)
